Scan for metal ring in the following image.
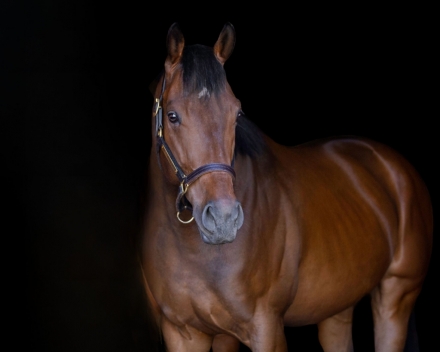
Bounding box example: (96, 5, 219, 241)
(177, 211, 194, 224)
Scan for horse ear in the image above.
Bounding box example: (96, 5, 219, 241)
(214, 23, 236, 65)
(165, 23, 185, 73)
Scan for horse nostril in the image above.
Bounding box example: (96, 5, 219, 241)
(235, 202, 244, 229)
(201, 200, 244, 233)
(202, 204, 216, 232)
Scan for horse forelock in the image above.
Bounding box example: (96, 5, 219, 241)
(181, 44, 226, 97)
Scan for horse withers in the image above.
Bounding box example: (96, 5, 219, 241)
(140, 22, 433, 352)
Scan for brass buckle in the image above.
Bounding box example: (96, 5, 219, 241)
(154, 98, 160, 116)
(179, 181, 189, 195)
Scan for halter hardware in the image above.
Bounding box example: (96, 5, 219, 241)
(177, 204, 194, 224)
(153, 76, 236, 224)
(179, 180, 189, 195)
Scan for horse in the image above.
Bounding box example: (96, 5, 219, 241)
(139, 22, 433, 352)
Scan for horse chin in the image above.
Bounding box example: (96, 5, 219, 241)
(198, 227, 237, 245)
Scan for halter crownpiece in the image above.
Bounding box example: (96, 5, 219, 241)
(154, 76, 236, 224)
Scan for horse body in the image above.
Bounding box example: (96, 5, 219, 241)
(278, 137, 432, 326)
(140, 23, 432, 352)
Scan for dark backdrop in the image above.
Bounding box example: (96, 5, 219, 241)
(3, 2, 437, 351)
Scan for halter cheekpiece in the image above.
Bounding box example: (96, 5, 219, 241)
(153, 76, 236, 224)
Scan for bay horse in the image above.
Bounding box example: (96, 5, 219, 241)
(140, 22, 433, 352)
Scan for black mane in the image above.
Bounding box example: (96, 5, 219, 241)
(235, 115, 266, 158)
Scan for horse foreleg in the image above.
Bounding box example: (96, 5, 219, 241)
(161, 316, 213, 352)
(211, 334, 241, 352)
(317, 306, 354, 352)
(371, 277, 421, 352)
(248, 315, 287, 352)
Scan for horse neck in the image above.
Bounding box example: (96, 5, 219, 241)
(234, 139, 279, 193)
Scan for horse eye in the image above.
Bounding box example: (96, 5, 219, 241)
(167, 111, 179, 124)
(237, 110, 245, 118)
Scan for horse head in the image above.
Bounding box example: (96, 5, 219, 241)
(152, 23, 244, 244)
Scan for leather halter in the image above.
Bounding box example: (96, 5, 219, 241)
(153, 76, 236, 223)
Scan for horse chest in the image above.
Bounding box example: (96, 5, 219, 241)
(157, 272, 253, 334)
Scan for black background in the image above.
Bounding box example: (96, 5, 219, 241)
(3, 1, 437, 351)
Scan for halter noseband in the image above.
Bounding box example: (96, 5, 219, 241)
(153, 76, 236, 224)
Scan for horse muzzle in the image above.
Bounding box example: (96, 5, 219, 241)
(196, 199, 244, 244)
